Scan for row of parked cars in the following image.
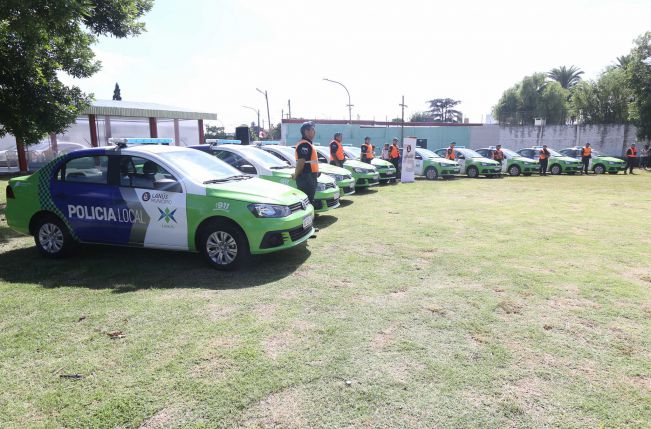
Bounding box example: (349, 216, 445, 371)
(3, 138, 628, 271)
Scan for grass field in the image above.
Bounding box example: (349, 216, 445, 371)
(1, 173, 650, 428)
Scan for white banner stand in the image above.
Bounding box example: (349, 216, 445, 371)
(401, 137, 417, 183)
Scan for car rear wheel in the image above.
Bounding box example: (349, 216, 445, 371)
(425, 166, 438, 180)
(34, 215, 76, 258)
(593, 164, 605, 174)
(199, 221, 250, 270)
(550, 164, 562, 175)
(467, 166, 479, 178)
(508, 165, 521, 176)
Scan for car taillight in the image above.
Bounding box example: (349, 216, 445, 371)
(6, 185, 15, 199)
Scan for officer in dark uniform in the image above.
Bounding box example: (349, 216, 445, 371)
(360, 137, 374, 164)
(292, 121, 319, 207)
(580, 142, 592, 175)
(329, 132, 345, 167)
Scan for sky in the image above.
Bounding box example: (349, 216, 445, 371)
(61, 0, 651, 130)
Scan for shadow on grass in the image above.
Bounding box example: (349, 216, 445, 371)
(337, 199, 354, 208)
(0, 241, 311, 292)
(314, 214, 338, 230)
(354, 187, 379, 194)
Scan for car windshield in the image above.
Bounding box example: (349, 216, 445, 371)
(545, 148, 562, 156)
(265, 146, 296, 165)
(460, 149, 483, 158)
(238, 146, 291, 169)
(502, 148, 520, 157)
(344, 147, 361, 160)
(158, 149, 242, 182)
(418, 149, 441, 158)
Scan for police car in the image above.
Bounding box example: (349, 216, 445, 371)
(400, 147, 460, 179)
(259, 144, 356, 195)
(312, 145, 380, 189)
(342, 146, 397, 183)
(434, 146, 501, 178)
(190, 144, 340, 212)
(559, 147, 626, 174)
(476, 147, 539, 176)
(516, 146, 582, 175)
(5, 138, 315, 270)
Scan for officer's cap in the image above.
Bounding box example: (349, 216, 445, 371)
(300, 121, 315, 135)
(334, 132, 342, 138)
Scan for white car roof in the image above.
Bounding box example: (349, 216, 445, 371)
(123, 144, 190, 155)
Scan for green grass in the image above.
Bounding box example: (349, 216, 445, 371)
(1, 174, 650, 428)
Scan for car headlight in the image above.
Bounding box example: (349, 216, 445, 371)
(316, 182, 326, 191)
(354, 167, 374, 173)
(607, 161, 620, 165)
(248, 203, 291, 218)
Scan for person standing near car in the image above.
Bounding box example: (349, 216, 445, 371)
(493, 144, 505, 166)
(625, 143, 637, 174)
(361, 137, 374, 164)
(292, 121, 320, 208)
(389, 138, 401, 177)
(640, 144, 649, 170)
(381, 143, 390, 160)
(446, 142, 456, 160)
(539, 145, 550, 176)
(581, 142, 592, 175)
(329, 132, 345, 167)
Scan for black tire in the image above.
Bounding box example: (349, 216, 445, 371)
(593, 164, 605, 174)
(33, 214, 76, 258)
(523, 173, 532, 176)
(508, 164, 521, 177)
(467, 166, 479, 178)
(198, 220, 250, 270)
(550, 164, 562, 175)
(425, 166, 438, 180)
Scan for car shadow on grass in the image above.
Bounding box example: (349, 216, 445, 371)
(314, 214, 338, 230)
(0, 242, 311, 292)
(354, 187, 379, 194)
(337, 199, 354, 208)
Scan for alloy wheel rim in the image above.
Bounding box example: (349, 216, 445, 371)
(39, 223, 64, 253)
(206, 231, 238, 265)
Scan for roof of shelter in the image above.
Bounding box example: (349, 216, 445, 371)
(82, 99, 217, 120)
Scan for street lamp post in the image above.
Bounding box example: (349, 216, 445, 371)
(242, 105, 260, 138)
(323, 78, 352, 122)
(256, 88, 271, 139)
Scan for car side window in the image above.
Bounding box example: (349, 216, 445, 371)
(456, 151, 465, 159)
(118, 156, 181, 192)
(415, 153, 422, 160)
(58, 155, 109, 184)
(522, 150, 534, 158)
(317, 152, 328, 163)
(215, 151, 243, 168)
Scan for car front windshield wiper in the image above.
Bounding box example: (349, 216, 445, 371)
(269, 165, 291, 169)
(203, 175, 251, 184)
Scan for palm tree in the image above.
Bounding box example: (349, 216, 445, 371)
(615, 55, 631, 69)
(548, 65, 584, 89)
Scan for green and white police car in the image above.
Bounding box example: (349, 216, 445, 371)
(559, 147, 626, 174)
(476, 147, 539, 176)
(400, 147, 460, 179)
(5, 140, 315, 270)
(192, 144, 340, 212)
(342, 146, 397, 183)
(259, 144, 356, 195)
(313, 145, 380, 189)
(434, 147, 501, 178)
(517, 146, 582, 175)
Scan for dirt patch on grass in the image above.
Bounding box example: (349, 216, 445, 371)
(381, 357, 426, 383)
(627, 376, 651, 391)
(371, 322, 398, 350)
(138, 406, 186, 429)
(254, 303, 277, 321)
(497, 299, 523, 315)
(241, 386, 307, 428)
(263, 320, 314, 360)
(203, 302, 237, 322)
(547, 297, 600, 311)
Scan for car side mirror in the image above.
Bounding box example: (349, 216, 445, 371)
(458, 155, 465, 159)
(154, 179, 182, 193)
(239, 164, 257, 175)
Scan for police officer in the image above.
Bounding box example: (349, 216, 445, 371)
(329, 132, 345, 167)
(625, 143, 637, 174)
(389, 138, 401, 176)
(292, 121, 320, 208)
(493, 144, 505, 166)
(360, 137, 374, 164)
(539, 145, 550, 176)
(446, 142, 456, 160)
(580, 142, 592, 175)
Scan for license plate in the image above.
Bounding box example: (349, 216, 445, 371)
(334, 192, 340, 200)
(303, 215, 313, 229)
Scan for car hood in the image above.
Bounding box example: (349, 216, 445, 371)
(429, 158, 457, 166)
(553, 155, 580, 163)
(320, 164, 352, 175)
(371, 159, 394, 168)
(344, 159, 372, 169)
(473, 157, 499, 164)
(204, 177, 305, 204)
(515, 156, 537, 163)
(595, 155, 624, 163)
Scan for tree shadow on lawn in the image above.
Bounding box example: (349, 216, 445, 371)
(0, 242, 311, 292)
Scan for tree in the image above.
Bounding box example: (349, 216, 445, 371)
(492, 73, 569, 125)
(409, 112, 433, 122)
(571, 68, 631, 124)
(548, 65, 584, 89)
(426, 98, 463, 123)
(615, 55, 632, 70)
(112, 83, 122, 101)
(625, 31, 651, 140)
(0, 1, 154, 146)
(204, 125, 230, 140)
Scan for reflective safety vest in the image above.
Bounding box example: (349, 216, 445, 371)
(361, 143, 374, 159)
(389, 145, 399, 159)
(295, 139, 320, 173)
(582, 147, 592, 156)
(447, 147, 456, 160)
(539, 149, 549, 160)
(627, 147, 637, 158)
(493, 149, 504, 160)
(330, 140, 344, 161)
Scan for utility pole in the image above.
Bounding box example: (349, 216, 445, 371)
(399, 95, 408, 145)
(288, 99, 292, 119)
(256, 88, 271, 139)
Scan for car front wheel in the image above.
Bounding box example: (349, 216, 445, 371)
(199, 221, 250, 270)
(550, 164, 562, 175)
(34, 215, 76, 258)
(508, 165, 521, 176)
(593, 164, 605, 174)
(467, 166, 479, 178)
(425, 166, 438, 180)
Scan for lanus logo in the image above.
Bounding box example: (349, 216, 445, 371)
(142, 192, 151, 202)
(157, 207, 177, 224)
